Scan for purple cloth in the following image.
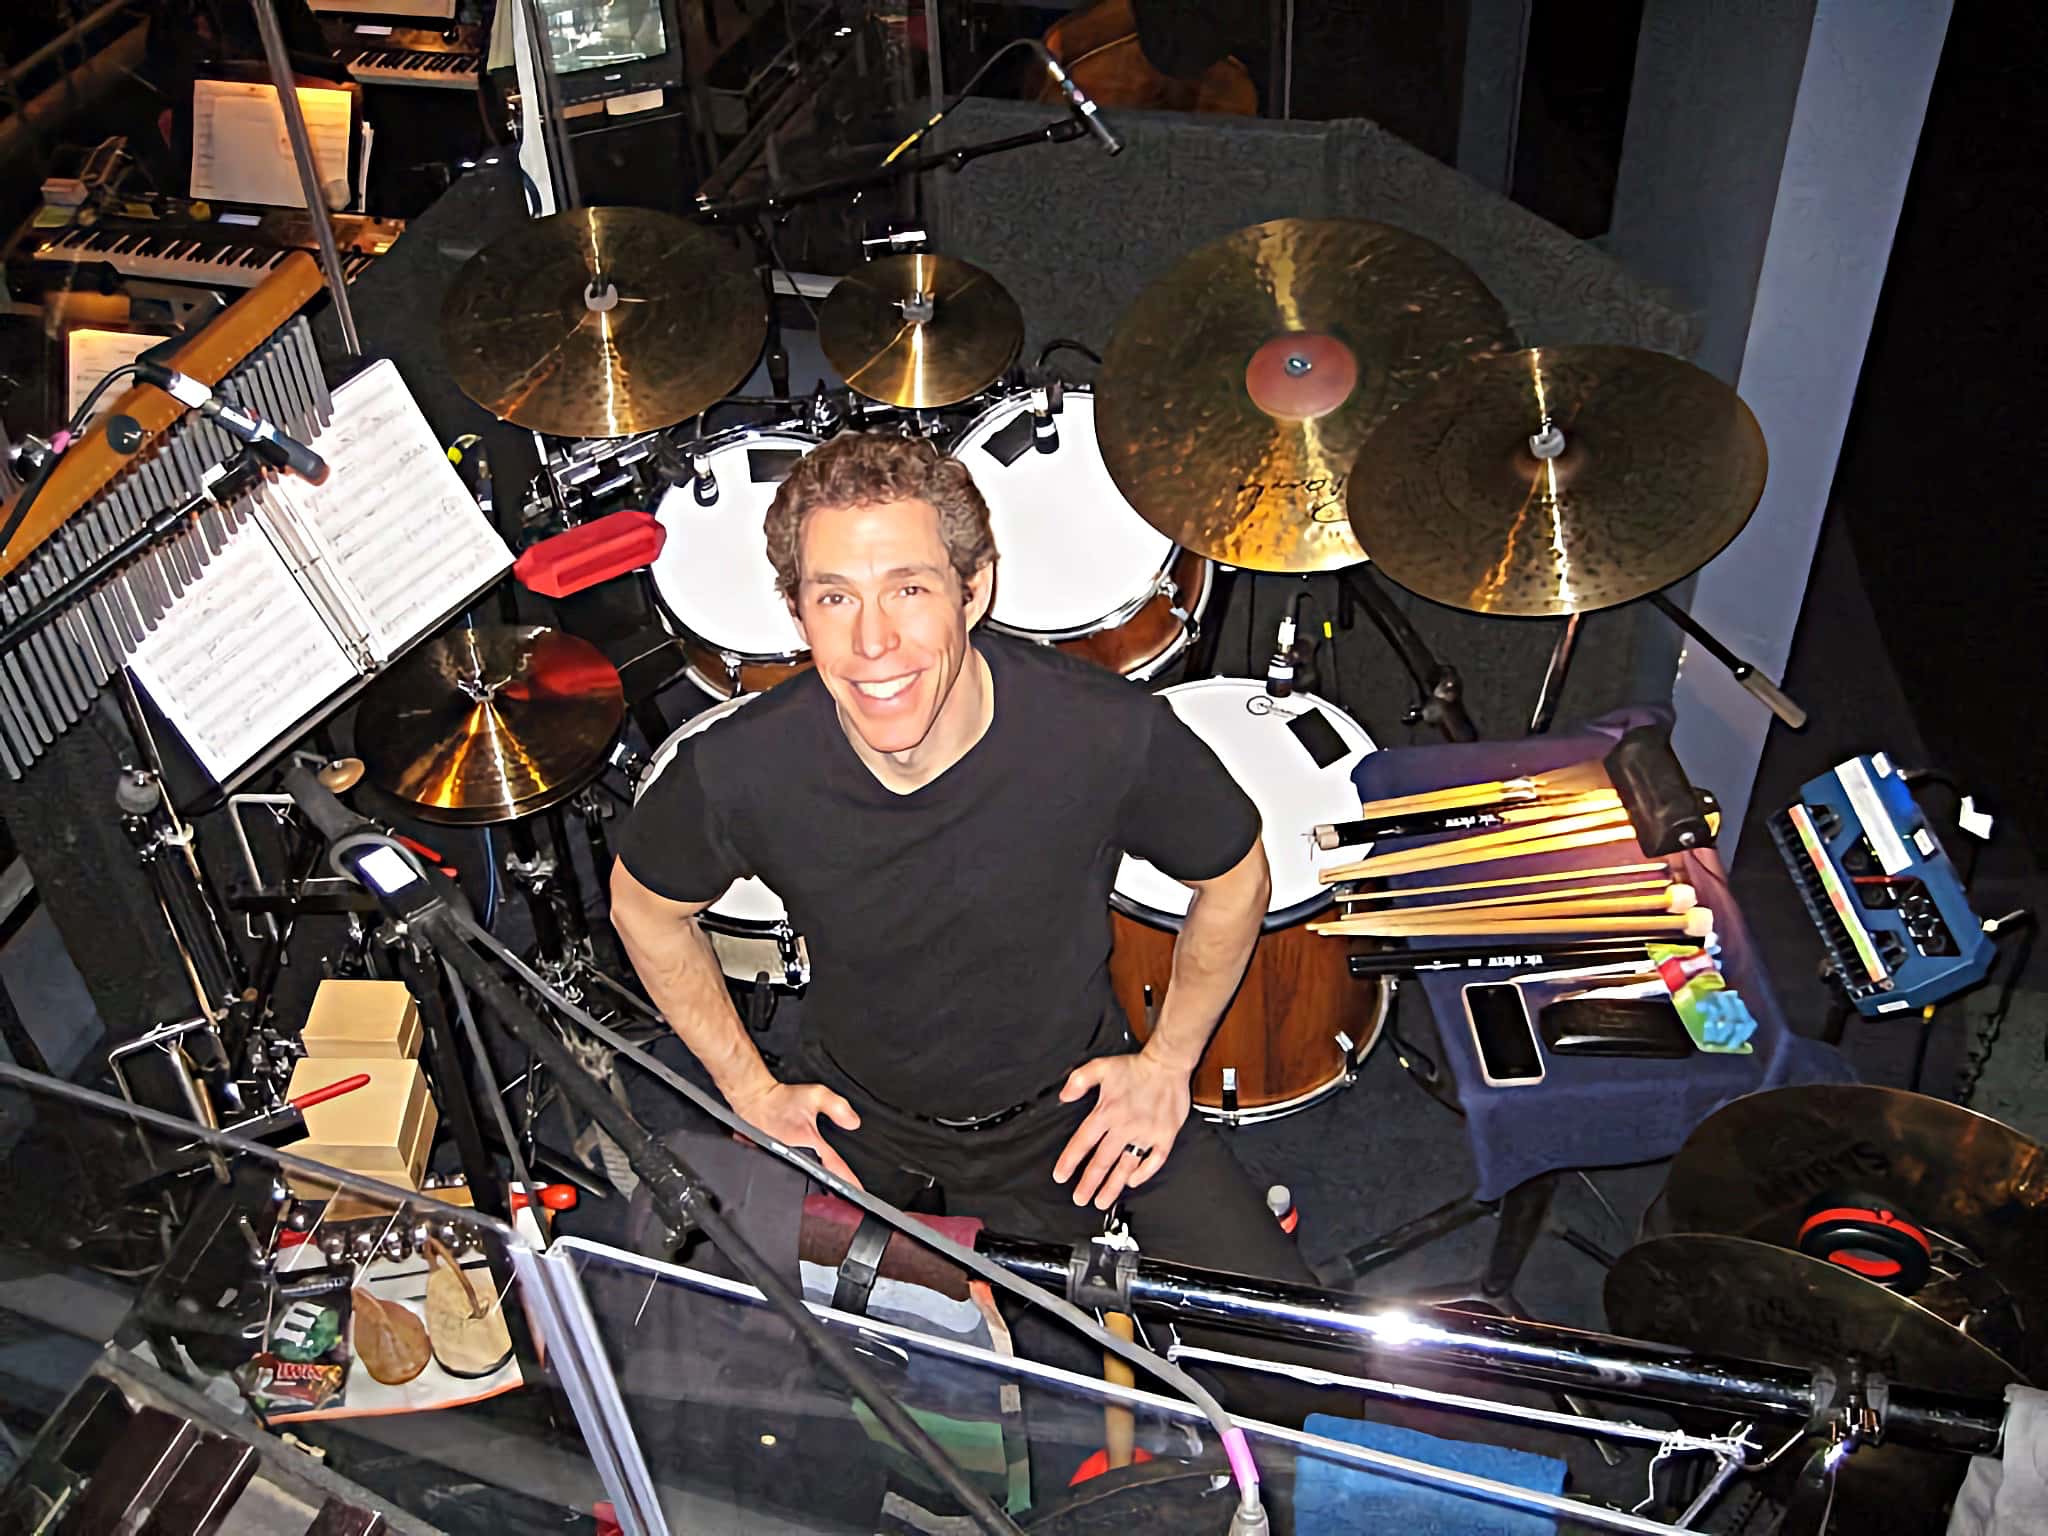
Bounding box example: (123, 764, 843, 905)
(1352, 709, 1855, 1201)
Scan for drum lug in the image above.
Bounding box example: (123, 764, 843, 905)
(719, 650, 743, 693)
(774, 922, 805, 989)
(1334, 1030, 1355, 1056)
(1220, 1067, 1239, 1118)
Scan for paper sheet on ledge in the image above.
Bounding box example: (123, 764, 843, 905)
(191, 80, 354, 210)
(127, 527, 357, 782)
(264, 359, 513, 667)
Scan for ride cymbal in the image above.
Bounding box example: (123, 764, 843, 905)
(357, 625, 624, 826)
(1656, 1082, 2048, 1379)
(1347, 345, 1767, 615)
(440, 208, 766, 438)
(1094, 218, 1515, 574)
(819, 253, 1022, 408)
(1606, 1234, 2021, 1531)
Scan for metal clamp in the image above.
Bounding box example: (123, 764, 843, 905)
(1069, 1230, 1140, 1313)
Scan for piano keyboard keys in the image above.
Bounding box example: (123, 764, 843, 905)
(33, 227, 378, 291)
(346, 47, 480, 90)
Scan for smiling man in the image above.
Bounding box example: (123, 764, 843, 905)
(611, 432, 1312, 1281)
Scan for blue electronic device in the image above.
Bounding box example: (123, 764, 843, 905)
(1767, 752, 1994, 1016)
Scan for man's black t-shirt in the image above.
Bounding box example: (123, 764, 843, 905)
(617, 634, 1260, 1119)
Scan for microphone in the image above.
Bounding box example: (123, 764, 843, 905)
(1031, 379, 1061, 455)
(1264, 608, 1298, 698)
(1033, 44, 1123, 156)
(690, 452, 719, 507)
(138, 362, 326, 482)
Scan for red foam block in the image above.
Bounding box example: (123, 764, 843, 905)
(514, 510, 666, 598)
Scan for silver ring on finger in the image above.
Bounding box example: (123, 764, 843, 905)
(1124, 1143, 1152, 1160)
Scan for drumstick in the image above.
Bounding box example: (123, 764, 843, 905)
(1312, 789, 1623, 850)
(1320, 807, 1633, 882)
(1357, 763, 1609, 820)
(1313, 909, 1715, 940)
(1335, 861, 1670, 902)
(1318, 887, 1695, 933)
(1345, 879, 1688, 918)
(1104, 1312, 1136, 1468)
(1321, 824, 1644, 883)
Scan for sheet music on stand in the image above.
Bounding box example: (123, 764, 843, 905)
(190, 79, 355, 210)
(127, 361, 513, 784)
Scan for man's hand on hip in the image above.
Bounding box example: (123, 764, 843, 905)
(1053, 1053, 1191, 1210)
(729, 1081, 865, 1189)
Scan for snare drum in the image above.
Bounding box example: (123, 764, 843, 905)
(953, 388, 1211, 681)
(648, 428, 820, 699)
(638, 695, 809, 989)
(1109, 678, 1388, 1123)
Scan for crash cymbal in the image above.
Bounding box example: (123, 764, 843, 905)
(819, 253, 1022, 408)
(1094, 218, 1515, 574)
(1348, 345, 1767, 615)
(357, 625, 624, 826)
(1657, 1082, 2048, 1378)
(1606, 1234, 2020, 1530)
(440, 208, 766, 438)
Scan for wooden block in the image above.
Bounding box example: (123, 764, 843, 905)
(302, 979, 421, 1059)
(283, 1057, 437, 1198)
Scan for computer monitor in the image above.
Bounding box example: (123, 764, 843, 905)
(494, 0, 684, 107)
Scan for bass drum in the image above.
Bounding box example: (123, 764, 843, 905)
(638, 695, 809, 989)
(952, 388, 1211, 682)
(647, 427, 820, 699)
(1109, 678, 1388, 1123)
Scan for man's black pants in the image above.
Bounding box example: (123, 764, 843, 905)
(800, 1039, 1317, 1286)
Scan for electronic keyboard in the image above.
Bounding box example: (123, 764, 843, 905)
(1768, 752, 1994, 1015)
(29, 213, 399, 290)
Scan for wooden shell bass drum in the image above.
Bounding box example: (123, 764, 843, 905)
(1107, 678, 1389, 1123)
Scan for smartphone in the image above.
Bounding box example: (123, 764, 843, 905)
(1463, 982, 1545, 1086)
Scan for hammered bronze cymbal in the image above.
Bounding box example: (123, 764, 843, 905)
(1348, 345, 1767, 615)
(1657, 1082, 2048, 1378)
(440, 208, 766, 438)
(819, 253, 1022, 408)
(357, 625, 624, 826)
(1607, 1235, 2021, 1530)
(1094, 218, 1515, 574)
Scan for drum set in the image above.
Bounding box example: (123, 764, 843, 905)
(401, 200, 1787, 1130)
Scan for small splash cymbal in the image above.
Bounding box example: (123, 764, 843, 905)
(1348, 345, 1767, 615)
(819, 253, 1023, 408)
(1094, 217, 1516, 573)
(357, 625, 623, 825)
(440, 208, 766, 438)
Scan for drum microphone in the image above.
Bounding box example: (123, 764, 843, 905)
(136, 361, 327, 482)
(690, 452, 720, 507)
(1265, 608, 1299, 698)
(1032, 43, 1123, 156)
(1031, 378, 1062, 454)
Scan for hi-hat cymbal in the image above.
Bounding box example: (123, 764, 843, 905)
(1094, 218, 1515, 574)
(819, 253, 1022, 408)
(1348, 345, 1767, 615)
(1606, 1234, 2020, 1531)
(357, 625, 624, 826)
(1657, 1082, 2048, 1379)
(440, 208, 766, 438)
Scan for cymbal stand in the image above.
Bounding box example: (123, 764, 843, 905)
(1647, 592, 1808, 729)
(1335, 564, 1479, 742)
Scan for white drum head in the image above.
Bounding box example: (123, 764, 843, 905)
(638, 695, 789, 926)
(1114, 679, 1375, 921)
(956, 392, 1176, 636)
(649, 431, 815, 659)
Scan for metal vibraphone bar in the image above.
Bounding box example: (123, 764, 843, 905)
(0, 316, 331, 778)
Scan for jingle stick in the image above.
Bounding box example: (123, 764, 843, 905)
(1337, 861, 1670, 902)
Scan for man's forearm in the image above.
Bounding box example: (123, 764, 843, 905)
(614, 909, 778, 1105)
(1144, 877, 1265, 1076)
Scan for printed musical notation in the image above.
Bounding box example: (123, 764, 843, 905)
(127, 529, 357, 781)
(191, 80, 355, 211)
(264, 359, 512, 665)
(125, 359, 512, 784)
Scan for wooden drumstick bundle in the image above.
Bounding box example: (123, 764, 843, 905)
(1317, 885, 1696, 934)
(1352, 762, 1610, 821)
(1336, 861, 1670, 903)
(1320, 813, 1638, 883)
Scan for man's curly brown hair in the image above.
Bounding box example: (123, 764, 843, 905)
(764, 432, 996, 602)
